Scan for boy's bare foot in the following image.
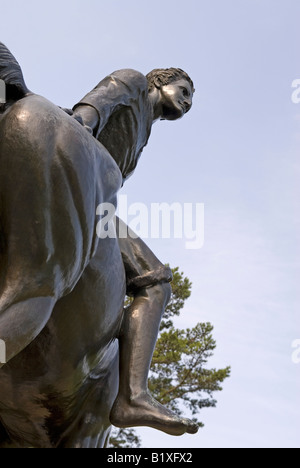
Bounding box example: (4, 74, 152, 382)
(110, 391, 199, 436)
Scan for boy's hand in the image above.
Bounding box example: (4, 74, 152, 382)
(60, 107, 74, 116)
(60, 108, 93, 134)
(73, 114, 93, 134)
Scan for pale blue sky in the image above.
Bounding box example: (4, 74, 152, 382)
(1, 0, 299, 448)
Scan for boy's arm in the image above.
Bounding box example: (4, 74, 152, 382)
(73, 69, 148, 138)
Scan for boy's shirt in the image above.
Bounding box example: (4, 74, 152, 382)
(73, 69, 153, 181)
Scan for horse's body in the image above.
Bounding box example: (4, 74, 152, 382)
(0, 95, 126, 447)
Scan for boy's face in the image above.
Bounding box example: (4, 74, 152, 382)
(159, 78, 193, 121)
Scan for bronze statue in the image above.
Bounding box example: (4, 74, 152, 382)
(0, 42, 197, 448)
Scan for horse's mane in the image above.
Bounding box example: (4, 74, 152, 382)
(0, 42, 30, 104)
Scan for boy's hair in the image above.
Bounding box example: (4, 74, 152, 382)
(146, 68, 195, 94)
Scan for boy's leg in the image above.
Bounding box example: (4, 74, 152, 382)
(110, 220, 198, 435)
(110, 283, 198, 436)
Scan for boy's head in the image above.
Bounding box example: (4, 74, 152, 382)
(146, 68, 195, 94)
(146, 68, 195, 121)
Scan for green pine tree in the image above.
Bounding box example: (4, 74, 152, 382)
(110, 267, 230, 447)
